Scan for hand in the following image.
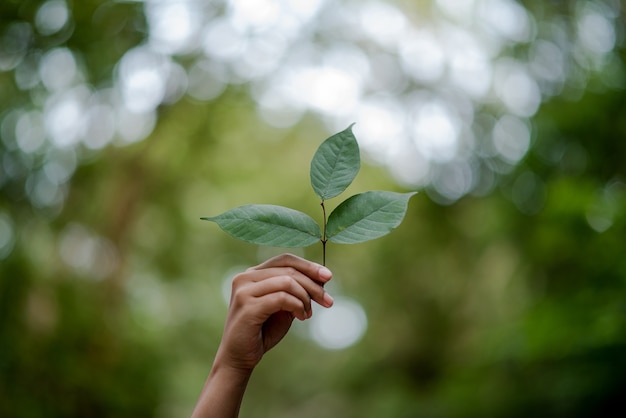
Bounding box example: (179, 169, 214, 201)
(191, 254, 334, 418)
(215, 253, 334, 372)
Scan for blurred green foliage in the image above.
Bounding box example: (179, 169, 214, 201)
(1, 1, 626, 417)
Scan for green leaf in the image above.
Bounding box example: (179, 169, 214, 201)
(310, 123, 360, 200)
(326, 191, 417, 244)
(202, 205, 321, 247)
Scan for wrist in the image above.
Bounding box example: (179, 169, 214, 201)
(213, 342, 258, 375)
(191, 356, 254, 418)
(209, 355, 254, 385)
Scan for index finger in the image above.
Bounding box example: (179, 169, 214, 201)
(250, 253, 333, 284)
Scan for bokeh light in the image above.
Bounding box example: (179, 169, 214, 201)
(35, 0, 70, 36)
(58, 223, 119, 280)
(2, 0, 622, 213)
(0, 212, 15, 259)
(309, 296, 368, 350)
(2, 1, 626, 416)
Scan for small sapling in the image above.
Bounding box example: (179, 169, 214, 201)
(202, 124, 416, 265)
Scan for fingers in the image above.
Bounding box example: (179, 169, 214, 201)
(230, 277, 310, 321)
(253, 291, 309, 321)
(230, 254, 335, 322)
(242, 254, 334, 308)
(250, 253, 333, 286)
(247, 275, 314, 318)
(241, 267, 332, 309)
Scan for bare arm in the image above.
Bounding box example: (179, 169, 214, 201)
(191, 254, 334, 418)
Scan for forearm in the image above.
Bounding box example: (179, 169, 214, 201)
(191, 360, 253, 418)
(191, 255, 333, 417)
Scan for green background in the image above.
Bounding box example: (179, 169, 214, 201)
(1, 1, 625, 417)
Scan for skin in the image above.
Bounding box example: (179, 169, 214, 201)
(191, 253, 334, 418)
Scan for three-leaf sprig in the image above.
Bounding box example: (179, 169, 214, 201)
(202, 124, 416, 265)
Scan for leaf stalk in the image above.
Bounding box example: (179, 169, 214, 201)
(321, 200, 327, 266)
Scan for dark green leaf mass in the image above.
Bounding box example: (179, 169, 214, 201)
(310, 123, 360, 200)
(326, 191, 417, 244)
(202, 204, 321, 247)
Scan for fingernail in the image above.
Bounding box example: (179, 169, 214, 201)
(319, 266, 332, 280)
(323, 291, 334, 307)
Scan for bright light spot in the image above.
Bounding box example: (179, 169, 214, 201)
(412, 101, 460, 162)
(83, 102, 116, 150)
(444, 28, 492, 98)
(255, 86, 304, 128)
(494, 60, 541, 117)
(147, 1, 199, 54)
(478, 0, 532, 42)
(529, 40, 565, 83)
(283, 0, 325, 21)
(116, 108, 156, 145)
(230, 0, 281, 31)
(310, 297, 367, 350)
(0, 212, 15, 259)
(399, 30, 445, 83)
(203, 18, 247, 61)
(15, 111, 46, 153)
(586, 181, 624, 232)
(323, 44, 370, 84)
(436, 0, 476, 23)
(162, 61, 188, 104)
(43, 148, 77, 185)
(451, 51, 491, 98)
(7, 0, 613, 208)
(586, 205, 613, 232)
(492, 114, 530, 163)
(26, 171, 65, 208)
(35, 0, 69, 36)
(364, 52, 406, 93)
(14, 54, 41, 90)
(577, 5, 615, 55)
(119, 46, 170, 112)
(44, 91, 85, 147)
(128, 273, 172, 328)
(431, 159, 475, 202)
(1, 111, 20, 151)
(39, 48, 77, 91)
(293, 67, 360, 116)
(353, 97, 405, 164)
(359, 1, 408, 48)
(58, 223, 119, 279)
(388, 144, 431, 189)
(187, 60, 227, 102)
(221, 266, 250, 305)
(234, 34, 287, 80)
(0, 22, 32, 72)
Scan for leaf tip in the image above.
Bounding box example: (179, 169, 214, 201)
(343, 122, 357, 137)
(405, 191, 419, 204)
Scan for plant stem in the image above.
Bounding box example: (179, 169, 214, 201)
(320, 200, 327, 266)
